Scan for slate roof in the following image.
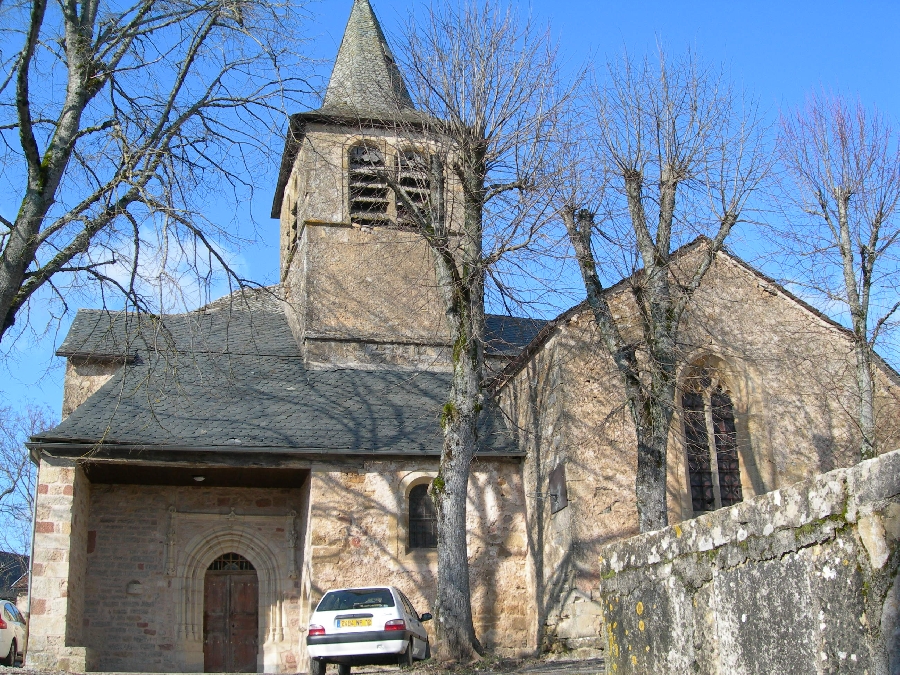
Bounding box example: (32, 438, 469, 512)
(320, 0, 415, 118)
(40, 301, 529, 456)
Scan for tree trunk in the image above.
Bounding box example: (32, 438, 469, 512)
(432, 333, 483, 661)
(632, 361, 676, 532)
(563, 207, 673, 532)
(856, 342, 876, 460)
(427, 157, 484, 662)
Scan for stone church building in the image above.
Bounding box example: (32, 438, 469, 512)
(24, 0, 900, 672)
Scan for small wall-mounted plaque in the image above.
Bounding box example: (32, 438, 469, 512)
(126, 580, 143, 595)
(549, 462, 569, 514)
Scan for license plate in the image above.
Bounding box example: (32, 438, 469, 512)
(338, 619, 372, 628)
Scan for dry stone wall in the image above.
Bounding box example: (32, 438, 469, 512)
(596, 448, 900, 675)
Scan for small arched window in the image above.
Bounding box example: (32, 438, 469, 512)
(408, 484, 437, 549)
(349, 144, 390, 228)
(396, 150, 431, 226)
(682, 370, 743, 515)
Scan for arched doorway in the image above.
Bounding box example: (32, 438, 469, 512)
(204, 553, 259, 673)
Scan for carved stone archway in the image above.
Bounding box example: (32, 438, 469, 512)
(169, 509, 297, 673)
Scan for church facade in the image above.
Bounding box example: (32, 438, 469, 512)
(24, 1, 900, 672)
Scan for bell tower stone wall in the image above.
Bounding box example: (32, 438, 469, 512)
(278, 124, 460, 370)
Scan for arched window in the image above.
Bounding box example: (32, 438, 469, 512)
(208, 552, 255, 571)
(682, 370, 743, 515)
(408, 484, 437, 549)
(349, 144, 390, 228)
(396, 150, 431, 226)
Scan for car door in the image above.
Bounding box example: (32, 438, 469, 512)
(398, 593, 426, 659)
(1, 604, 18, 657)
(4, 604, 23, 653)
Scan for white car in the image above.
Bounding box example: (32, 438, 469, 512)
(0, 601, 26, 666)
(307, 586, 431, 675)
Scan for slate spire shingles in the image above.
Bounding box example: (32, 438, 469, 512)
(321, 0, 415, 117)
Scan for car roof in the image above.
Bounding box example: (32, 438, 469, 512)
(322, 586, 398, 594)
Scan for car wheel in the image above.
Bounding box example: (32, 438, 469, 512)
(2, 639, 15, 667)
(338, 664, 351, 675)
(424, 638, 431, 660)
(399, 640, 413, 668)
(309, 658, 326, 675)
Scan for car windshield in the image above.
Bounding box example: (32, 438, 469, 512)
(316, 589, 395, 612)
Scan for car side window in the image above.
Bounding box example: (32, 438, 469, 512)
(12, 606, 25, 623)
(399, 593, 416, 618)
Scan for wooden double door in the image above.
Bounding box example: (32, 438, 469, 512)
(203, 569, 259, 673)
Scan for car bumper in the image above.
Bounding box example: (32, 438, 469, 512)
(307, 630, 411, 660)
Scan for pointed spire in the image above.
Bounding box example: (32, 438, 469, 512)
(322, 0, 415, 117)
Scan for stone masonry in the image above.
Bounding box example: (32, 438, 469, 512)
(28, 457, 90, 672)
(596, 447, 900, 674)
(499, 247, 900, 653)
(303, 458, 532, 664)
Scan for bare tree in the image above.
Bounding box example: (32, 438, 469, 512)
(776, 94, 900, 460)
(0, 0, 310, 345)
(0, 404, 54, 555)
(561, 49, 769, 532)
(383, 1, 565, 661)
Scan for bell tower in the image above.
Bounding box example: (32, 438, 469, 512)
(271, 0, 455, 370)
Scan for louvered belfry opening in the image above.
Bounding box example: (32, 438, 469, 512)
(349, 144, 390, 228)
(682, 369, 743, 515)
(408, 483, 437, 549)
(396, 150, 431, 226)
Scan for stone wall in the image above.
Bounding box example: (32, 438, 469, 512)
(500, 251, 900, 655)
(303, 458, 532, 664)
(279, 124, 463, 370)
(596, 448, 900, 675)
(61, 358, 119, 419)
(78, 483, 309, 674)
(28, 457, 91, 671)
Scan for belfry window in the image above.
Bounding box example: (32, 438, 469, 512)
(396, 150, 431, 225)
(349, 144, 390, 228)
(682, 371, 743, 515)
(408, 484, 437, 549)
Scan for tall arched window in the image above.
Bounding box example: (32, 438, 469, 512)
(348, 144, 390, 228)
(396, 150, 431, 226)
(682, 370, 743, 515)
(408, 484, 437, 549)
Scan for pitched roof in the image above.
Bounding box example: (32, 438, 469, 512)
(321, 0, 415, 117)
(41, 304, 525, 456)
(491, 239, 900, 391)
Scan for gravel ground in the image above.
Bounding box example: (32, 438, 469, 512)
(0, 655, 605, 675)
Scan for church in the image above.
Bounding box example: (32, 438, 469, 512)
(23, 0, 900, 672)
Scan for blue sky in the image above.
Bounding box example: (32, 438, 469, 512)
(4, 0, 900, 416)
